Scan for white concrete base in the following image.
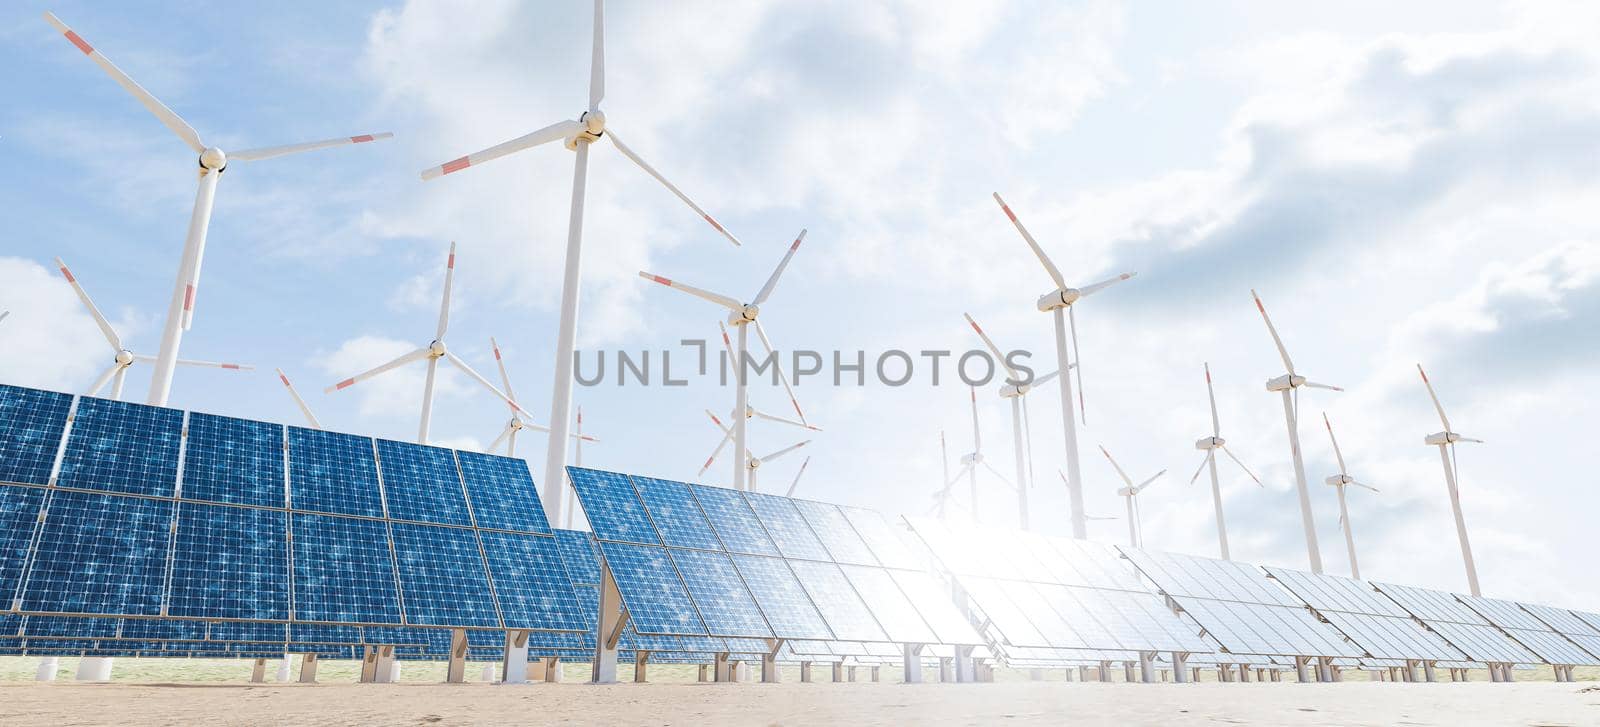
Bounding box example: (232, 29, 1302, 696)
(480, 665, 497, 682)
(75, 657, 112, 682)
(276, 656, 291, 683)
(35, 657, 59, 682)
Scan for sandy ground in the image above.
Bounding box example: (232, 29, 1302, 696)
(3, 677, 1599, 726)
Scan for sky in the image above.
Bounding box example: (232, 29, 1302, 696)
(3, 1, 1599, 607)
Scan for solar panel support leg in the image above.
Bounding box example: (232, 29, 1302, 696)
(34, 657, 58, 682)
(799, 662, 811, 683)
(592, 563, 623, 684)
(902, 644, 923, 684)
(501, 630, 529, 684)
(1294, 656, 1310, 683)
(1317, 657, 1334, 683)
(1139, 652, 1157, 683)
(761, 654, 779, 684)
(1237, 664, 1251, 682)
(938, 658, 951, 682)
(736, 661, 750, 682)
(546, 657, 564, 682)
(251, 658, 267, 683)
(446, 629, 469, 684)
(848, 665, 858, 682)
(633, 651, 649, 683)
(360, 647, 377, 683)
(954, 646, 975, 682)
(1217, 666, 1231, 683)
(299, 653, 319, 683)
(1423, 661, 1437, 683)
(714, 652, 733, 682)
(1029, 668, 1042, 681)
(1501, 664, 1514, 682)
(374, 646, 397, 683)
(1171, 653, 1189, 683)
(1099, 661, 1112, 682)
(832, 662, 845, 682)
(871, 666, 881, 682)
(699, 664, 711, 682)
(1124, 661, 1137, 682)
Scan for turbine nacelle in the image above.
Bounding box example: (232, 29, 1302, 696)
(960, 452, 983, 466)
(1035, 288, 1082, 312)
(1194, 435, 1225, 450)
(565, 110, 607, 149)
(1265, 373, 1305, 392)
(1324, 474, 1353, 487)
(1116, 486, 1137, 497)
(1425, 431, 1479, 446)
(726, 304, 759, 326)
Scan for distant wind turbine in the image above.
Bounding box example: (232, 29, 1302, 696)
(1417, 365, 1484, 596)
(1321, 412, 1378, 580)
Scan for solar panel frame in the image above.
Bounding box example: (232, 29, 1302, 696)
(886, 569, 985, 646)
(792, 500, 879, 566)
(0, 385, 72, 487)
(630, 475, 724, 551)
(166, 502, 289, 620)
(595, 541, 707, 636)
(1, 485, 46, 606)
(19, 489, 173, 616)
(554, 529, 602, 586)
(666, 548, 772, 638)
(786, 559, 888, 643)
(567, 468, 660, 545)
(727, 554, 834, 641)
(686, 484, 780, 556)
(180, 413, 285, 508)
(740, 491, 832, 562)
(839, 507, 925, 570)
(389, 522, 500, 628)
(56, 398, 182, 498)
(373, 439, 473, 527)
(288, 513, 403, 625)
(285, 427, 383, 518)
(838, 564, 936, 644)
(454, 451, 551, 534)
(478, 530, 586, 632)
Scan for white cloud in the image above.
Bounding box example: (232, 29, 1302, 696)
(0, 257, 130, 393)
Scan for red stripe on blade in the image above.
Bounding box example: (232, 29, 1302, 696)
(704, 215, 725, 233)
(335, 378, 356, 390)
(183, 285, 196, 310)
(221, 364, 240, 370)
(59, 267, 75, 282)
(1002, 205, 1017, 222)
(279, 374, 291, 386)
(441, 157, 471, 175)
(64, 30, 93, 55)
(447, 254, 455, 269)
(649, 275, 672, 286)
(350, 135, 375, 143)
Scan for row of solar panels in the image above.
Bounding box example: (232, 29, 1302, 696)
(911, 518, 1600, 667)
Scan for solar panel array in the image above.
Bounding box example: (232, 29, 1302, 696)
(1121, 549, 1362, 659)
(905, 518, 1212, 665)
(1262, 567, 1467, 662)
(566, 467, 981, 651)
(1370, 582, 1540, 664)
(0, 384, 584, 641)
(1459, 596, 1600, 666)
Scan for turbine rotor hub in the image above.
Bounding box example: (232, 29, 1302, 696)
(199, 147, 227, 171)
(429, 340, 447, 357)
(115, 350, 134, 366)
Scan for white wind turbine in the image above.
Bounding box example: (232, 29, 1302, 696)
(1100, 445, 1166, 550)
(785, 457, 811, 498)
(944, 387, 1019, 526)
(275, 369, 322, 429)
(486, 337, 598, 458)
(992, 193, 1136, 538)
(323, 243, 522, 445)
(962, 313, 1073, 531)
(699, 404, 819, 480)
(44, 12, 391, 408)
(1188, 363, 1263, 560)
(639, 230, 807, 491)
(703, 412, 811, 492)
(1417, 365, 1484, 597)
(1321, 412, 1379, 581)
(562, 405, 592, 529)
(1251, 289, 1343, 574)
(420, 0, 744, 526)
(930, 431, 957, 519)
(56, 256, 253, 400)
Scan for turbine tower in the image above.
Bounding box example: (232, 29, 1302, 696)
(1251, 289, 1342, 574)
(43, 12, 391, 407)
(1188, 363, 1262, 560)
(1321, 413, 1379, 580)
(1100, 445, 1166, 549)
(1417, 365, 1484, 596)
(992, 193, 1135, 538)
(420, 0, 743, 527)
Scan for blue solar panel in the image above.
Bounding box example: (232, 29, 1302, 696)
(596, 542, 706, 635)
(291, 624, 361, 643)
(785, 559, 887, 642)
(631, 476, 722, 550)
(21, 489, 172, 615)
(1, 485, 45, 605)
(478, 531, 585, 632)
(57, 398, 181, 497)
(121, 618, 207, 640)
(571, 584, 601, 635)
(22, 615, 120, 637)
(375, 440, 471, 526)
(389, 522, 499, 627)
(181, 413, 285, 508)
(167, 502, 288, 620)
(554, 529, 601, 586)
(566, 467, 659, 545)
(792, 500, 878, 566)
(729, 554, 833, 640)
(688, 484, 779, 556)
(209, 621, 288, 642)
(743, 492, 831, 561)
(667, 548, 771, 637)
(290, 513, 401, 624)
(0, 614, 20, 637)
(0, 385, 71, 486)
(286, 427, 382, 517)
(456, 451, 550, 534)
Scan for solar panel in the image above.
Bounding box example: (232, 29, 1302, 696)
(20, 489, 172, 616)
(785, 559, 887, 642)
(1461, 596, 1600, 665)
(839, 565, 934, 643)
(374, 439, 471, 526)
(209, 621, 288, 642)
(839, 507, 924, 569)
(0, 385, 72, 486)
(1521, 604, 1600, 638)
(728, 554, 833, 640)
(291, 624, 361, 644)
(554, 529, 602, 586)
(22, 615, 120, 637)
(167, 502, 289, 620)
(1373, 582, 1489, 624)
(743, 492, 832, 561)
(567, 468, 659, 545)
(793, 500, 878, 566)
(886, 569, 984, 645)
(455, 451, 550, 534)
(1263, 567, 1466, 662)
(389, 522, 499, 627)
(631, 475, 722, 550)
(57, 398, 181, 497)
(289, 513, 402, 624)
(1, 485, 45, 604)
(667, 548, 771, 638)
(595, 541, 706, 635)
(286, 427, 383, 518)
(478, 530, 585, 631)
(122, 618, 207, 640)
(180, 413, 285, 508)
(687, 484, 779, 556)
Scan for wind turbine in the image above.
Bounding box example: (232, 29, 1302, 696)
(1188, 363, 1263, 560)
(324, 243, 522, 445)
(1417, 365, 1484, 597)
(1099, 445, 1166, 549)
(0, 311, 9, 325)
(56, 256, 253, 400)
(962, 313, 1073, 531)
(699, 404, 818, 479)
(275, 369, 322, 429)
(992, 193, 1135, 538)
(943, 386, 1019, 526)
(639, 230, 807, 490)
(785, 457, 811, 498)
(931, 431, 956, 519)
(43, 12, 391, 408)
(486, 337, 598, 457)
(704, 411, 811, 492)
(1321, 413, 1378, 581)
(1251, 289, 1342, 574)
(420, 0, 744, 526)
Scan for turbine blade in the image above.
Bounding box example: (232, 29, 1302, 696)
(486, 423, 514, 455)
(969, 386, 981, 455)
(1351, 480, 1380, 493)
(324, 347, 429, 393)
(1189, 451, 1213, 486)
(1416, 364, 1453, 433)
(979, 460, 1017, 493)
(231, 132, 393, 163)
(1303, 381, 1344, 392)
(759, 439, 810, 463)
(588, 0, 605, 111)
(637, 271, 743, 311)
(87, 362, 120, 397)
(1069, 305, 1086, 425)
(1323, 412, 1348, 476)
(607, 128, 742, 247)
(1135, 469, 1167, 493)
(167, 357, 253, 370)
(436, 242, 457, 340)
(752, 229, 805, 305)
(752, 319, 809, 426)
(964, 312, 1021, 382)
(1077, 272, 1136, 298)
(1203, 363, 1220, 438)
(43, 12, 204, 153)
(992, 193, 1066, 290)
(1098, 444, 1134, 487)
(420, 119, 585, 180)
(276, 368, 322, 429)
(750, 407, 816, 431)
(443, 351, 523, 414)
(490, 337, 519, 413)
(54, 257, 122, 352)
(1250, 289, 1295, 376)
(1220, 445, 1263, 486)
(785, 456, 811, 498)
